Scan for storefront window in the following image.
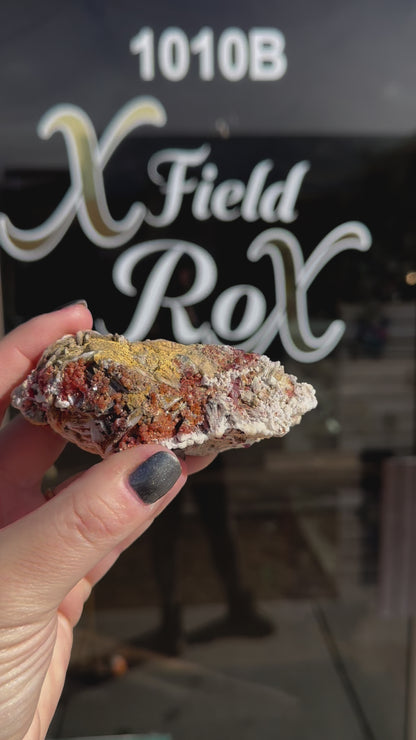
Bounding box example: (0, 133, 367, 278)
(0, 3, 415, 738)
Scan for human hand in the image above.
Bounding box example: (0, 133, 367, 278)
(0, 305, 214, 740)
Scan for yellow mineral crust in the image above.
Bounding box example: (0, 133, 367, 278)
(84, 336, 233, 384)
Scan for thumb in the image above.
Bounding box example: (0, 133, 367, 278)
(0, 447, 186, 618)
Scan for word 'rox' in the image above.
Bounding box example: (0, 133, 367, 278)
(0, 97, 372, 362)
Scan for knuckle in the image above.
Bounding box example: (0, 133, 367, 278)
(69, 490, 131, 548)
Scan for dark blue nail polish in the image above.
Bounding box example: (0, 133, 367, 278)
(57, 299, 88, 310)
(128, 451, 182, 504)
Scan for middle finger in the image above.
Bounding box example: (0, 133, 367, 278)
(0, 416, 66, 490)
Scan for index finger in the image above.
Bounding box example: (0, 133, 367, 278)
(0, 304, 93, 420)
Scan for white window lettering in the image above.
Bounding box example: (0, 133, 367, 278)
(146, 145, 210, 227)
(259, 161, 310, 223)
(105, 240, 218, 344)
(130, 27, 155, 80)
(0, 97, 374, 364)
(130, 27, 287, 82)
(210, 179, 245, 221)
(191, 163, 218, 220)
(0, 97, 167, 260)
(278, 160, 310, 222)
(99, 223, 372, 362)
(158, 27, 190, 81)
(211, 285, 267, 341)
(190, 27, 215, 80)
(258, 182, 285, 223)
(241, 159, 274, 222)
(249, 28, 287, 81)
(218, 28, 249, 81)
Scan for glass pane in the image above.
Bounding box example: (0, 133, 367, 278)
(0, 3, 414, 739)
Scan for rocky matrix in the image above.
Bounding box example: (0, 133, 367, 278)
(11, 331, 317, 457)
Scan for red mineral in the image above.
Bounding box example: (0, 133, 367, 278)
(11, 331, 317, 457)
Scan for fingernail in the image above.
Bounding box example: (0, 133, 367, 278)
(56, 299, 88, 310)
(128, 451, 182, 504)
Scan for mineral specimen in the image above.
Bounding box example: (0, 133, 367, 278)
(11, 331, 317, 457)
